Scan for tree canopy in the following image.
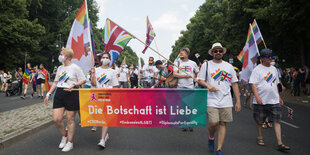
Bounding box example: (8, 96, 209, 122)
(170, 0, 310, 68)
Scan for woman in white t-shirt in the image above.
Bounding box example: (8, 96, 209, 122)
(44, 48, 86, 152)
(91, 52, 119, 148)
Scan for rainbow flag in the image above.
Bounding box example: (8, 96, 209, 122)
(22, 68, 31, 84)
(239, 24, 260, 83)
(121, 56, 127, 65)
(42, 69, 50, 91)
(66, 0, 93, 74)
(102, 19, 133, 66)
(251, 19, 264, 45)
(79, 88, 207, 127)
(142, 16, 156, 54)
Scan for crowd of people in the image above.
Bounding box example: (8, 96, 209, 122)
(1, 43, 303, 154)
(0, 63, 50, 99)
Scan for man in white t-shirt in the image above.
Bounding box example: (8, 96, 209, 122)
(118, 63, 129, 88)
(173, 48, 199, 89)
(198, 43, 241, 155)
(142, 57, 158, 88)
(173, 48, 199, 132)
(249, 48, 290, 151)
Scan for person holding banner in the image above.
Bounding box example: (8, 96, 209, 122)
(198, 43, 241, 155)
(91, 52, 119, 148)
(249, 49, 290, 151)
(173, 48, 199, 131)
(44, 48, 86, 152)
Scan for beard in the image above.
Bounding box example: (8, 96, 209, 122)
(214, 54, 223, 60)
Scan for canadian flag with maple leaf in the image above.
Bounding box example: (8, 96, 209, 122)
(66, 0, 93, 74)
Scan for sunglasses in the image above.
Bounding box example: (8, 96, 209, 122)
(213, 49, 223, 53)
(263, 55, 274, 59)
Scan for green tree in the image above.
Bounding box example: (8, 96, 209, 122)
(0, 0, 45, 70)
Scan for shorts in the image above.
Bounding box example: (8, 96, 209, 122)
(207, 107, 233, 123)
(53, 88, 79, 111)
(253, 104, 282, 124)
(37, 79, 45, 85)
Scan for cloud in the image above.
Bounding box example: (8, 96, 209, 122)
(153, 12, 185, 31)
(95, 0, 108, 28)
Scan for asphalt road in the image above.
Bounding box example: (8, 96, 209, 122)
(1, 98, 309, 155)
(0, 90, 45, 113)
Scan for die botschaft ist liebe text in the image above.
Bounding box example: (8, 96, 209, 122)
(88, 105, 198, 116)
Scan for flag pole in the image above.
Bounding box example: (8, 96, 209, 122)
(107, 18, 199, 82)
(107, 18, 172, 64)
(85, 0, 94, 67)
(254, 19, 267, 49)
(153, 38, 161, 60)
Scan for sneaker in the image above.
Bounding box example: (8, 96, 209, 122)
(62, 142, 73, 152)
(20, 96, 25, 99)
(41, 96, 43, 99)
(216, 150, 223, 155)
(182, 128, 188, 132)
(97, 134, 109, 148)
(208, 137, 215, 152)
(58, 136, 68, 149)
(189, 127, 193, 132)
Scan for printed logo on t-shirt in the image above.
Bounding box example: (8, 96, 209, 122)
(180, 66, 192, 72)
(58, 71, 69, 82)
(146, 69, 154, 73)
(264, 72, 276, 83)
(211, 69, 232, 82)
(97, 73, 109, 85)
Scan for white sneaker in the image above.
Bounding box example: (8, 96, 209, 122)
(97, 134, 109, 148)
(58, 136, 67, 149)
(62, 142, 73, 152)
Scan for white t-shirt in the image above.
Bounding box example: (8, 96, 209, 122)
(173, 60, 199, 88)
(249, 64, 280, 105)
(37, 70, 45, 80)
(129, 69, 138, 77)
(0, 73, 7, 83)
(94, 67, 119, 88)
(119, 67, 128, 82)
(54, 64, 86, 88)
(198, 61, 238, 108)
(142, 65, 158, 79)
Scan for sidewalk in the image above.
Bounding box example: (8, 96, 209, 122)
(280, 89, 310, 106)
(0, 101, 53, 150)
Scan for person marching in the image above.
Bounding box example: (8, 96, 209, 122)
(91, 52, 119, 148)
(173, 48, 199, 131)
(15, 67, 23, 95)
(129, 64, 139, 88)
(153, 60, 173, 88)
(37, 64, 48, 99)
(142, 57, 158, 88)
(44, 48, 86, 152)
(118, 62, 129, 88)
(198, 43, 241, 155)
(249, 48, 290, 151)
(21, 63, 35, 99)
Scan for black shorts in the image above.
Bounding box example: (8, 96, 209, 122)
(37, 79, 45, 85)
(53, 88, 79, 111)
(253, 104, 282, 124)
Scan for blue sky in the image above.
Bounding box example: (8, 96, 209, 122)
(95, 0, 205, 63)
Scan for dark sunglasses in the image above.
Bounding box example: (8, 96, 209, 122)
(213, 49, 223, 53)
(263, 55, 274, 59)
